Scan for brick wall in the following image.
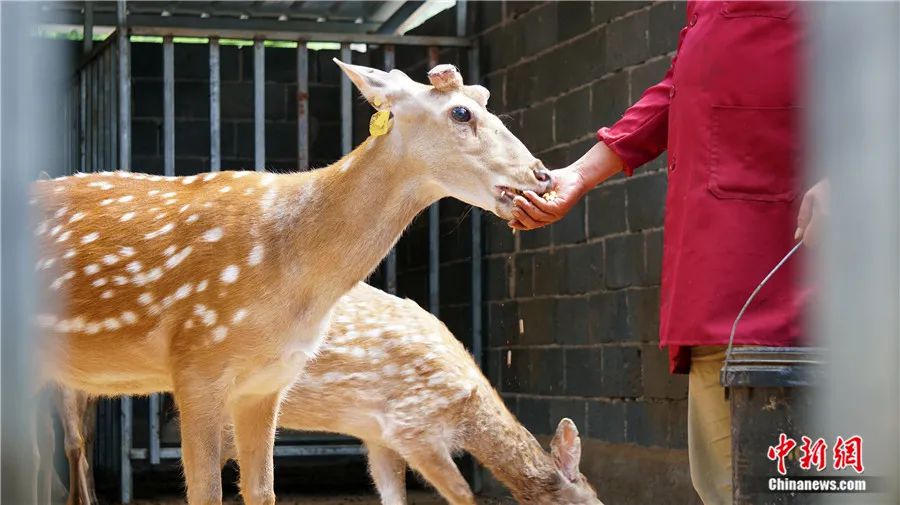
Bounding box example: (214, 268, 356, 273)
(129, 42, 344, 175)
(404, 2, 701, 503)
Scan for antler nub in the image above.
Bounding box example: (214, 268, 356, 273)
(427, 64, 463, 91)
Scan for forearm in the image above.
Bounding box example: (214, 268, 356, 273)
(570, 141, 627, 191)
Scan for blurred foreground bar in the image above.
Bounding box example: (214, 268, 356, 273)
(1, 1, 67, 501)
(809, 2, 899, 503)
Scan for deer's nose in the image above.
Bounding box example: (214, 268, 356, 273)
(533, 167, 551, 184)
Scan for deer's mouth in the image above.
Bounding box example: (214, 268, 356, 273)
(495, 185, 528, 203)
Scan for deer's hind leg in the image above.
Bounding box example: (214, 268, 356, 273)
(402, 444, 474, 505)
(365, 443, 407, 505)
(56, 386, 95, 505)
(35, 390, 56, 505)
(81, 397, 99, 505)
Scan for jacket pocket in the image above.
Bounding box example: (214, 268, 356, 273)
(708, 105, 799, 202)
(721, 1, 795, 19)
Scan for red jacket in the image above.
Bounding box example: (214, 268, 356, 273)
(598, 1, 807, 373)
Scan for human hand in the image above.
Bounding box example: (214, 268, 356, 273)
(795, 179, 830, 247)
(508, 141, 626, 231)
(508, 165, 587, 230)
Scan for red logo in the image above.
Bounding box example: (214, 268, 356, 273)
(833, 436, 865, 474)
(799, 436, 828, 471)
(767, 433, 798, 476)
(768, 434, 865, 475)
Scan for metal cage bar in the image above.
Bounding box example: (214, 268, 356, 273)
(209, 38, 221, 172)
(120, 396, 132, 504)
(90, 44, 103, 170)
(83, 2, 94, 54)
(116, 2, 132, 501)
(427, 46, 440, 317)
(101, 49, 110, 170)
(156, 29, 178, 473)
(63, 85, 70, 174)
(95, 49, 112, 170)
(85, 50, 91, 170)
(129, 444, 366, 461)
(97, 54, 103, 169)
(467, 47, 484, 399)
(464, 22, 485, 502)
(297, 42, 309, 170)
(65, 83, 71, 173)
(148, 394, 161, 465)
(163, 36, 175, 177)
(79, 69, 87, 172)
(254, 40, 266, 171)
(102, 48, 109, 171)
(129, 25, 470, 48)
(340, 43, 352, 156)
(117, 1, 131, 172)
(110, 45, 118, 172)
(38, 6, 472, 48)
(90, 57, 97, 171)
(96, 54, 102, 169)
(383, 44, 398, 295)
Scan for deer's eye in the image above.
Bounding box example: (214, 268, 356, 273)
(450, 106, 472, 123)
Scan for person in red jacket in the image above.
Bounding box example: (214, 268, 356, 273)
(509, 2, 827, 504)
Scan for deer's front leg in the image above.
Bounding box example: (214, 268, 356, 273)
(173, 376, 227, 505)
(219, 427, 236, 468)
(229, 392, 282, 505)
(403, 446, 475, 505)
(365, 443, 407, 505)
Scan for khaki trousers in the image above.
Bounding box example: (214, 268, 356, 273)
(688, 346, 733, 505)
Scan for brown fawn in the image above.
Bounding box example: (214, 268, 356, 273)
(31, 60, 552, 505)
(57, 283, 603, 505)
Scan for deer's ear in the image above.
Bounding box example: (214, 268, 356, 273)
(550, 418, 582, 482)
(464, 85, 490, 108)
(333, 59, 405, 110)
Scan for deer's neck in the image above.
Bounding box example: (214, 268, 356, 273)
(463, 389, 562, 503)
(277, 137, 440, 308)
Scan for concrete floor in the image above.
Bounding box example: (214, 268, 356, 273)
(117, 454, 515, 505)
(130, 491, 511, 504)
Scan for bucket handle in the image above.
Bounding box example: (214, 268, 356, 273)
(723, 241, 804, 371)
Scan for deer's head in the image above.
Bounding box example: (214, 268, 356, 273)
(335, 59, 551, 220)
(544, 418, 604, 505)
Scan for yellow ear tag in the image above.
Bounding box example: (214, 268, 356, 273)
(369, 109, 393, 137)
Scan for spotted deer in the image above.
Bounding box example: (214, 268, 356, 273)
(31, 60, 552, 505)
(56, 283, 603, 505)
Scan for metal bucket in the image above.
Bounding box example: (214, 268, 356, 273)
(715, 242, 829, 504)
(722, 346, 825, 505)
